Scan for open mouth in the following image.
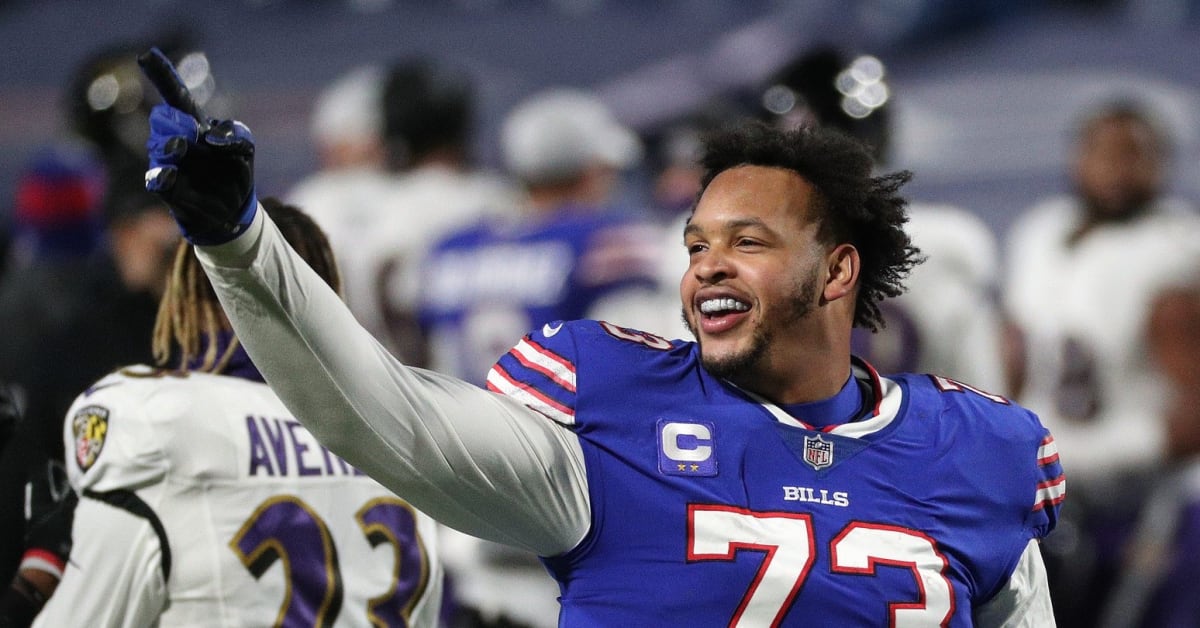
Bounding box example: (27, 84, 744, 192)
(700, 297, 749, 315)
(697, 297, 751, 333)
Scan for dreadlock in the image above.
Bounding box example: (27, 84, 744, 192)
(151, 197, 341, 374)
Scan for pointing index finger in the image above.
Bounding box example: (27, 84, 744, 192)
(137, 47, 209, 130)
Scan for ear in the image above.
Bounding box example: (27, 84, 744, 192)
(822, 243, 859, 303)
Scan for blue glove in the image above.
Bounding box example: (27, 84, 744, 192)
(140, 48, 257, 245)
(145, 105, 258, 244)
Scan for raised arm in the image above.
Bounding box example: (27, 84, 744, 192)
(139, 48, 589, 556)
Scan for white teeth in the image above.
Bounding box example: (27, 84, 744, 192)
(700, 298, 749, 314)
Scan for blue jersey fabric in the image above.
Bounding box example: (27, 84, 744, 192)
(489, 320, 1064, 627)
(418, 209, 659, 385)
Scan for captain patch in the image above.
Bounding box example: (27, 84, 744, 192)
(72, 405, 110, 472)
(658, 419, 717, 476)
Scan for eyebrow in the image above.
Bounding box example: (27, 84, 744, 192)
(683, 217, 772, 238)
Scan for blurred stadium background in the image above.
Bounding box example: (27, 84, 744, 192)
(1, 0, 1198, 238)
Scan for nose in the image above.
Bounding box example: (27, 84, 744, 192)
(690, 246, 734, 285)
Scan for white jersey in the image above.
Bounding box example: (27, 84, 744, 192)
(866, 203, 1006, 392)
(190, 209, 1057, 626)
(1003, 196, 1200, 484)
(286, 166, 395, 257)
(294, 165, 521, 360)
(34, 366, 444, 628)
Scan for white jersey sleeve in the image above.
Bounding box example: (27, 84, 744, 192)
(973, 540, 1057, 627)
(196, 207, 591, 556)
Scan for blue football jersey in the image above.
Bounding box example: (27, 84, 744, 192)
(487, 320, 1065, 627)
(418, 210, 660, 385)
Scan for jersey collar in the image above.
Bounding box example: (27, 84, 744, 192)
(735, 357, 903, 438)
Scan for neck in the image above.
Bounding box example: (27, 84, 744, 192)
(740, 346, 851, 406)
(748, 312, 853, 405)
(1070, 198, 1152, 245)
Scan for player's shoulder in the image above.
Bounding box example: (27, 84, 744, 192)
(896, 373, 1064, 536)
(898, 372, 1048, 443)
(905, 203, 999, 282)
(70, 365, 174, 413)
(1009, 196, 1079, 240)
(501, 319, 690, 388)
(1144, 198, 1200, 235)
(65, 366, 172, 491)
(66, 368, 272, 490)
(532, 319, 681, 354)
(491, 320, 695, 426)
(72, 365, 261, 413)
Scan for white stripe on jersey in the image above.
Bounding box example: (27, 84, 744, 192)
(487, 367, 576, 425)
(1034, 476, 1066, 511)
(1037, 437, 1059, 466)
(512, 338, 577, 392)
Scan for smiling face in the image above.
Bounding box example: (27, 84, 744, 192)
(681, 165, 857, 397)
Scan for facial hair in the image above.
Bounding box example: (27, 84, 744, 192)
(694, 266, 821, 382)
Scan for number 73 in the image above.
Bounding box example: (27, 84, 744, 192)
(689, 504, 955, 627)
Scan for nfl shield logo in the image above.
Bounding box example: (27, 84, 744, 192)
(803, 434, 834, 470)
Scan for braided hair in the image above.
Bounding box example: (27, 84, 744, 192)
(151, 197, 341, 373)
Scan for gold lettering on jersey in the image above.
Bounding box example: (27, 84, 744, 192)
(245, 415, 365, 478)
(782, 486, 850, 507)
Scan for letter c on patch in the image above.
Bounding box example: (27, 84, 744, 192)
(662, 422, 712, 462)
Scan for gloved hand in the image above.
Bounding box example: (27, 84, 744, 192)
(140, 47, 257, 245)
(0, 460, 75, 627)
(20, 458, 76, 579)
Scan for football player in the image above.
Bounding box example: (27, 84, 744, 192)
(31, 199, 444, 627)
(142, 50, 1063, 626)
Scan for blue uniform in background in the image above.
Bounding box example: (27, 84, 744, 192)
(418, 210, 660, 385)
(488, 320, 1064, 626)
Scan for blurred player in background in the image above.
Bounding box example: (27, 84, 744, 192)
(31, 199, 444, 627)
(760, 45, 1008, 393)
(1, 36, 218, 578)
(418, 87, 662, 387)
(418, 86, 662, 628)
(1002, 99, 1200, 627)
(0, 143, 108, 409)
(1097, 281, 1200, 627)
(286, 63, 392, 261)
(0, 382, 75, 628)
(304, 57, 520, 367)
